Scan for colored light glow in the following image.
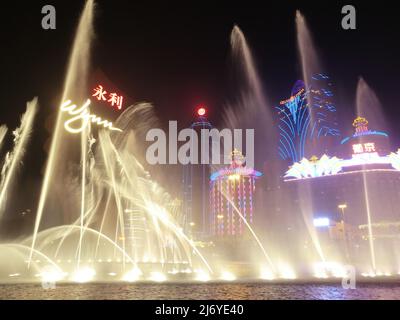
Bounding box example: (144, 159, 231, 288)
(260, 267, 275, 280)
(279, 88, 304, 105)
(352, 142, 376, 154)
(277, 263, 297, 279)
(313, 261, 346, 278)
(197, 106, 206, 116)
(341, 130, 389, 144)
(228, 174, 240, 181)
(352, 143, 364, 154)
(148, 271, 167, 282)
(123, 267, 142, 282)
(60, 99, 123, 134)
(341, 117, 389, 144)
(39, 266, 66, 283)
(92, 85, 107, 101)
(220, 271, 236, 281)
(284, 151, 400, 180)
(343, 152, 387, 167)
(364, 142, 376, 152)
(210, 167, 262, 181)
(353, 116, 369, 133)
(8, 273, 20, 277)
(210, 150, 260, 237)
(195, 270, 210, 282)
(92, 84, 124, 110)
(286, 168, 399, 182)
(284, 154, 342, 179)
(277, 76, 340, 162)
(313, 217, 330, 227)
(71, 267, 96, 283)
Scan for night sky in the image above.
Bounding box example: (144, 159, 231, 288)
(0, 0, 399, 234)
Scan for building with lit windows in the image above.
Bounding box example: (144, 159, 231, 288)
(209, 149, 262, 238)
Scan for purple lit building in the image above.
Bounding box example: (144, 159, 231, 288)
(277, 117, 400, 266)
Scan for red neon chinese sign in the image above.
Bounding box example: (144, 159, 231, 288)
(92, 84, 124, 110)
(352, 142, 376, 154)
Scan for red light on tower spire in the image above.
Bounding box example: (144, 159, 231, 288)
(197, 105, 206, 117)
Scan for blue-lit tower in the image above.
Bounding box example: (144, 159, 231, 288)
(276, 74, 340, 163)
(308, 73, 341, 155)
(276, 80, 309, 162)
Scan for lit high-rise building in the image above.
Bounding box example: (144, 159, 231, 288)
(182, 106, 212, 239)
(276, 74, 340, 163)
(209, 149, 262, 237)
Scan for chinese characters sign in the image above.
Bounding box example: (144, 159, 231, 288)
(352, 142, 376, 154)
(92, 84, 124, 110)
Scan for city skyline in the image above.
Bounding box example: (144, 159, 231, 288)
(1, 0, 400, 302)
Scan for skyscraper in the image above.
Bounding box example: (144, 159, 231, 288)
(182, 106, 212, 240)
(276, 74, 341, 163)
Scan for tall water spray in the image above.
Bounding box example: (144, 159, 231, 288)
(356, 77, 387, 132)
(225, 25, 277, 167)
(230, 25, 267, 109)
(220, 25, 278, 272)
(30, 0, 95, 263)
(295, 11, 327, 264)
(0, 99, 38, 219)
(296, 11, 321, 100)
(22, 0, 212, 277)
(0, 126, 7, 153)
(355, 77, 385, 271)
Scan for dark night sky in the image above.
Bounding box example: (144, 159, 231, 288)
(0, 0, 399, 233)
(2, 1, 400, 131)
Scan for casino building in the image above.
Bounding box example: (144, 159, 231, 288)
(209, 149, 262, 238)
(262, 75, 400, 267)
(281, 116, 400, 263)
(276, 75, 340, 164)
(283, 116, 399, 223)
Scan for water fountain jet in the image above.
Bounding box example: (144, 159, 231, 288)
(30, 0, 95, 265)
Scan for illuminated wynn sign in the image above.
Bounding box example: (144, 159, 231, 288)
(60, 99, 123, 134)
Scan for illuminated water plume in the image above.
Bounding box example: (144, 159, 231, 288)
(0, 99, 38, 217)
(30, 0, 95, 264)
